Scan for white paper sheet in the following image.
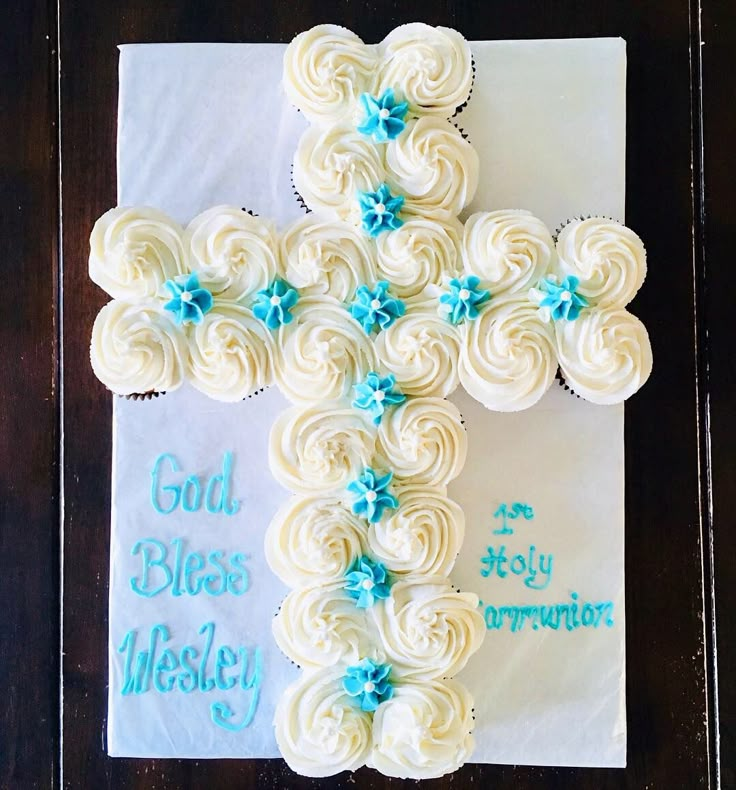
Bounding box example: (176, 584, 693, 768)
(109, 38, 626, 766)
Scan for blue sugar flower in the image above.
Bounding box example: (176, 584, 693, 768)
(163, 273, 213, 325)
(343, 659, 393, 712)
(538, 275, 589, 321)
(350, 281, 405, 333)
(253, 278, 299, 329)
(357, 184, 404, 237)
(345, 556, 391, 608)
(347, 467, 398, 523)
(352, 372, 405, 425)
(357, 89, 409, 142)
(438, 275, 491, 325)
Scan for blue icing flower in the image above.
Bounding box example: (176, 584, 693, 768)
(438, 275, 491, 324)
(538, 275, 589, 321)
(350, 281, 405, 334)
(253, 278, 299, 329)
(357, 184, 404, 237)
(345, 556, 391, 608)
(342, 659, 393, 712)
(352, 372, 405, 424)
(163, 273, 213, 325)
(357, 89, 409, 142)
(347, 467, 398, 523)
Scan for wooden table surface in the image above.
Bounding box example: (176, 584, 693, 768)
(2, 1, 733, 787)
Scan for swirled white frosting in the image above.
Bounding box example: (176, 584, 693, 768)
(370, 576, 484, 680)
(459, 296, 557, 411)
(274, 296, 378, 403)
(281, 214, 376, 302)
(265, 494, 368, 586)
(274, 666, 372, 777)
(375, 217, 462, 302)
(369, 486, 464, 576)
(187, 303, 273, 401)
(555, 217, 647, 308)
(374, 307, 461, 398)
(377, 24, 473, 118)
(283, 25, 377, 125)
(376, 397, 467, 486)
(184, 206, 280, 301)
(385, 117, 479, 221)
(556, 307, 653, 404)
(89, 207, 186, 300)
(293, 125, 385, 220)
(90, 300, 187, 395)
(462, 210, 555, 295)
(369, 679, 476, 779)
(269, 400, 375, 495)
(272, 581, 373, 670)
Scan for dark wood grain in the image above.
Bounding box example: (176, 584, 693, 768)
(58, 1, 713, 787)
(0, 1, 60, 788)
(699, 3, 736, 788)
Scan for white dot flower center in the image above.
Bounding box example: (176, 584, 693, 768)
(373, 390, 385, 403)
(361, 578, 375, 591)
(270, 294, 282, 306)
(180, 291, 192, 303)
(374, 202, 386, 215)
(363, 680, 376, 693)
(560, 290, 572, 302)
(458, 288, 470, 300)
(365, 490, 377, 503)
(370, 298, 382, 310)
(379, 108, 391, 119)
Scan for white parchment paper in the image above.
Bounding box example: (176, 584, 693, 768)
(109, 39, 626, 766)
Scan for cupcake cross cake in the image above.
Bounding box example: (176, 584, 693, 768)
(92, 26, 650, 777)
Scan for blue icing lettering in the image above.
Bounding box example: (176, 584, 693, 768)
(150, 452, 239, 515)
(479, 544, 553, 590)
(227, 553, 250, 596)
(130, 538, 172, 597)
(215, 646, 238, 691)
(480, 595, 615, 633)
(129, 537, 251, 598)
(118, 623, 263, 726)
(151, 454, 181, 514)
(210, 647, 263, 731)
(177, 646, 198, 693)
(154, 648, 178, 693)
(198, 621, 216, 691)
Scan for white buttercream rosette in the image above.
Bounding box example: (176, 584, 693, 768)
(369, 576, 485, 681)
(281, 213, 377, 302)
(369, 678, 476, 779)
(265, 494, 368, 587)
(269, 400, 375, 495)
(89, 206, 187, 301)
(377, 24, 474, 118)
(272, 580, 374, 670)
(556, 307, 653, 404)
(274, 667, 373, 777)
(187, 302, 273, 401)
(554, 217, 647, 308)
(282, 25, 378, 126)
(374, 305, 462, 398)
(273, 296, 378, 404)
(90, 299, 188, 395)
(462, 209, 555, 295)
(376, 396, 467, 486)
(283, 23, 473, 125)
(184, 206, 281, 301)
(375, 217, 462, 302)
(368, 485, 465, 577)
(459, 295, 557, 411)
